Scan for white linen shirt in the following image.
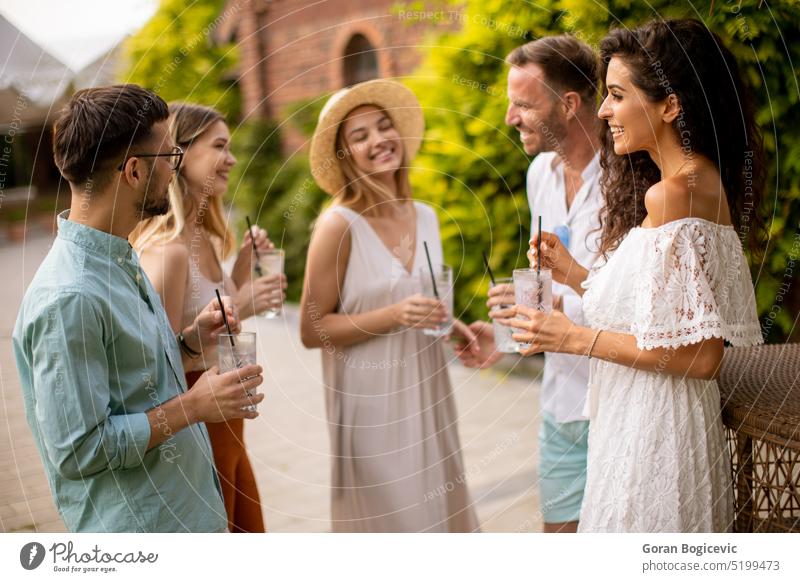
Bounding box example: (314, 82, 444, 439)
(526, 151, 602, 423)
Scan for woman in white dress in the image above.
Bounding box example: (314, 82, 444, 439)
(301, 80, 480, 532)
(509, 19, 765, 532)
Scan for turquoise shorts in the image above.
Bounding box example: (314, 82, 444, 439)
(538, 410, 589, 524)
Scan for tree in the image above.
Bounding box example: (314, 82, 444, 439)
(121, 0, 240, 119)
(226, 114, 327, 304)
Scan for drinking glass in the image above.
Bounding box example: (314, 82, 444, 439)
(512, 268, 553, 347)
(490, 277, 520, 354)
(418, 264, 454, 337)
(217, 332, 258, 412)
(254, 249, 284, 318)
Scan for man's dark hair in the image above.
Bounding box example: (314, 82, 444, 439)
(52, 84, 169, 186)
(506, 35, 598, 105)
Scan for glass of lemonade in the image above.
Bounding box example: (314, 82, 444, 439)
(512, 268, 553, 347)
(418, 264, 454, 337)
(490, 277, 520, 354)
(254, 249, 284, 318)
(217, 332, 258, 412)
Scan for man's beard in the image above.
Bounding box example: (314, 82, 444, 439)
(136, 184, 171, 219)
(528, 108, 568, 157)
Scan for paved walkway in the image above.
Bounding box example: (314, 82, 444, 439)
(0, 234, 543, 533)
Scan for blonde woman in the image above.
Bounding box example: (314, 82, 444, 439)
(301, 80, 480, 532)
(131, 102, 286, 533)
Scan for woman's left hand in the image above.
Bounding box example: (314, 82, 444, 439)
(234, 273, 287, 320)
(232, 225, 274, 287)
(242, 225, 273, 256)
(183, 294, 241, 355)
(508, 305, 579, 356)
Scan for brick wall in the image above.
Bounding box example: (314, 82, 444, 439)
(233, 0, 459, 153)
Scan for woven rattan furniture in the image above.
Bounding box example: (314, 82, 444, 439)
(718, 343, 800, 532)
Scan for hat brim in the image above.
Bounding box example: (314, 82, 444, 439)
(309, 79, 424, 196)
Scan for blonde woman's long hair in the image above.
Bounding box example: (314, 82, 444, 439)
(130, 102, 235, 259)
(333, 107, 413, 212)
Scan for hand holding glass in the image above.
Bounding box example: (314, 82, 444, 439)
(512, 268, 553, 347)
(254, 249, 284, 318)
(418, 264, 454, 337)
(217, 332, 259, 412)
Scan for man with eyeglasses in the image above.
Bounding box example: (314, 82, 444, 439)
(456, 37, 603, 534)
(12, 84, 264, 532)
(117, 145, 185, 172)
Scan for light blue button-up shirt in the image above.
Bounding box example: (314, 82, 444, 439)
(13, 211, 227, 532)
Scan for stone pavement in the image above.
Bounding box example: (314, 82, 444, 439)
(0, 233, 543, 533)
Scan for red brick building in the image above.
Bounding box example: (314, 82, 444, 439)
(216, 0, 459, 151)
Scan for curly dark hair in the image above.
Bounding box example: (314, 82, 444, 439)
(597, 18, 765, 255)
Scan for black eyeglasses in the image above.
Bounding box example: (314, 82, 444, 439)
(117, 146, 184, 172)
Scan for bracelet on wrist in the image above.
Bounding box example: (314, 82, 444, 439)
(586, 329, 602, 359)
(178, 331, 201, 358)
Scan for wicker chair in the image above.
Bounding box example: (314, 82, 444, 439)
(718, 343, 800, 532)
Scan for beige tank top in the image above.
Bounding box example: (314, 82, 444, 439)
(181, 249, 237, 331)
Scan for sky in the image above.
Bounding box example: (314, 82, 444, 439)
(0, 0, 159, 71)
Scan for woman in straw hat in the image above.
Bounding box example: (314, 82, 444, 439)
(131, 102, 286, 532)
(301, 79, 480, 532)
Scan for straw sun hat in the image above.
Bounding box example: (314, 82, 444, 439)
(309, 79, 425, 196)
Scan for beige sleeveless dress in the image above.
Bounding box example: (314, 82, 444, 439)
(322, 202, 479, 532)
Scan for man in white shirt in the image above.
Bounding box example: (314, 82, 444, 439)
(457, 35, 602, 533)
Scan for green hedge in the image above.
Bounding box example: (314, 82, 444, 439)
(122, 0, 240, 119)
(228, 116, 327, 303)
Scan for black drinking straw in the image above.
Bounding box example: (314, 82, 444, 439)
(246, 216, 264, 276)
(215, 288, 235, 347)
(536, 215, 542, 274)
(482, 251, 496, 286)
(536, 216, 543, 308)
(423, 241, 439, 298)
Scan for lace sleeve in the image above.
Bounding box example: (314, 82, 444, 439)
(632, 220, 764, 350)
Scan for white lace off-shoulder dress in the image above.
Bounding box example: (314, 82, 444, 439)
(578, 218, 763, 532)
